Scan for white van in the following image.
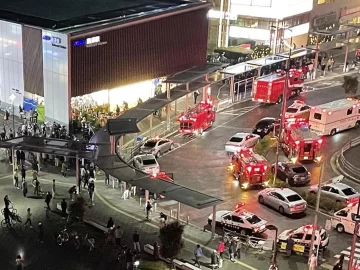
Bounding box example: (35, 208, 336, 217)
(331, 200, 360, 235)
(309, 98, 360, 135)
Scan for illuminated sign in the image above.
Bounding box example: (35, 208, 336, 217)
(43, 35, 66, 49)
(73, 36, 107, 48)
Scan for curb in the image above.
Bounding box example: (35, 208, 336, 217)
(335, 153, 360, 184)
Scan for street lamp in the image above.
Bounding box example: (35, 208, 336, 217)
(266, 224, 278, 270)
(9, 94, 16, 137)
(348, 196, 360, 269)
(271, 26, 293, 185)
(309, 156, 324, 261)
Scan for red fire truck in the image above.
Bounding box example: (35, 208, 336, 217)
(228, 148, 269, 190)
(281, 118, 323, 162)
(177, 100, 216, 135)
(252, 69, 305, 104)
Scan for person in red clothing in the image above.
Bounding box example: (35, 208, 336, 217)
(217, 240, 225, 258)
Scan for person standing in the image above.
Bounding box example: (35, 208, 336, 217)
(45, 192, 52, 210)
(132, 230, 141, 253)
(115, 225, 123, 246)
(61, 199, 67, 219)
(52, 179, 56, 199)
(24, 208, 32, 228)
(16, 150, 21, 167)
(61, 162, 67, 177)
(235, 239, 242, 259)
(286, 237, 294, 257)
(193, 90, 199, 104)
(20, 151, 25, 167)
(308, 252, 317, 270)
(68, 185, 76, 201)
(22, 180, 28, 197)
(194, 244, 203, 268)
(333, 254, 344, 270)
(229, 239, 236, 262)
(146, 200, 152, 220)
(38, 222, 44, 243)
(21, 166, 26, 181)
(14, 168, 19, 189)
(88, 179, 95, 205)
(34, 179, 40, 196)
(217, 240, 225, 258)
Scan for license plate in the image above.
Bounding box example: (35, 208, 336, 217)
(257, 129, 261, 132)
(303, 157, 308, 160)
(301, 177, 305, 180)
(280, 242, 287, 249)
(293, 244, 305, 253)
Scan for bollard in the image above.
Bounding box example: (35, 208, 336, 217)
(170, 210, 173, 218)
(187, 216, 189, 224)
(139, 197, 142, 206)
(154, 203, 157, 212)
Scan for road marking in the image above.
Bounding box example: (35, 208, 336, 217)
(334, 242, 360, 261)
(94, 189, 258, 270)
(219, 112, 240, 116)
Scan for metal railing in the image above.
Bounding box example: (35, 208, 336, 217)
(339, 136, 360, 177)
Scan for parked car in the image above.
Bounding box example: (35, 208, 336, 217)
(257, 188, 307, 215)
(252, 117, 279, 138)
(309, 181, 359, 204)
(225, 132, 260, 154)
(284, 100, 311, 119)
(132, 154, 160, 175)
(272, 162, 311, 186)
(140, 138, 174, 158)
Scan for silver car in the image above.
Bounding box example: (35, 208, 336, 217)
(132, 154, 160, 175)
(140, 138, 174, 158)
(225, 132, 260, 154)
(308, 181, 359, 204)
(257, 188, 307, 215)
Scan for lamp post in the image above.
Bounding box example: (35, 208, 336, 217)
(267, 224, 279, 270)
(271, 26, 293, 185)
(9, 94, 16, 136)
(348, 199, 360, 270)
(309, 156, 324, 262)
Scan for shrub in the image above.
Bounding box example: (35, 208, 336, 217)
(265, 171, 289, 188)
(254, 135, 277, 156)
(68, 197, 88, 222)
(251, 44, 271, 59)
(159, 221, 184, 260)
(298, 190, 344, 213)
(139, 260, 170, 270)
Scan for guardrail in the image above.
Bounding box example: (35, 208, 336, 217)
(339, 136, 360, 177)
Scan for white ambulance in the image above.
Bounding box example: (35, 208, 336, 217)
(331, 198, 360, 235)
(309, 98, 360, 136)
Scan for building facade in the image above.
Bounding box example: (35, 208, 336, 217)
(0, 1, 209, 126)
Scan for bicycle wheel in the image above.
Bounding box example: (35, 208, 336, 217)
(11, 218, 16, 225)
(56, 235, 63, 246)
(16, 215, 22, 223)
(1, 219, 7, 228)
(63, 232, 69, 242)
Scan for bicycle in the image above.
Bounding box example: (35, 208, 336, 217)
(56, 228, 70, 245)
(1, 204, 17, 214)
(1, 218, 14, 228)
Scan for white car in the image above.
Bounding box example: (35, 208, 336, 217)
(225, 133, 260, 154)
(308, 181, 359, 204)
(278, 225, 329, 253)
(284, 100, 311, 119)
(207, 209, 267, 235)
(140, 138, 174, 158)
(132, 154, 160, 175)
(257, 188, 307, 215)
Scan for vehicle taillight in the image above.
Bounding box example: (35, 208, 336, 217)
(328, 111, 332, 115)
(247, 167, 252, 173)
(317, 139, 323, 144)
(151, 148, 156, 152)
(264, 165, 267, 171)
(295, 141, 300, 145)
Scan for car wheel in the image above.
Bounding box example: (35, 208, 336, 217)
(200, 128, 204, 135)
(279, 206, 285, 214)
(355, 121, 360, 129)
(330, 128, 337, 136)
(336, 224, 344, 233)
(156, 151, 161, 158)
(277, 95, 283, 104)
(169, 143, 174, 151)
(240, 229, 247, 235)
(258, 195, 264, 204)
(210, 120, 214, 127)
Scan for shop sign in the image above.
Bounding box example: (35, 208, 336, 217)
(11, 88, 22, 95)
(73, 36, 107, 48)
(43, 35, 66, 49)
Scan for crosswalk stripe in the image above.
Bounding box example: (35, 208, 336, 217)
(334, 243, 360, 262)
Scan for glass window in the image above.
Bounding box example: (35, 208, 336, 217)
(342, 188, 356, 196)
(300, 106, 308, 111)
(142, 159, 157, 165)
(292, 166, 307, 173)
(314, 113, 322, 120)
(232, 216, 243, 223)
(237, 19, 245, 27)
(321, 186, 331, 191)
(286, 194, 302, 202)
(304, 234, 312, 240)
(330, 188, 339, 194)
(224, 214, 232, 220)
(180, 122, 193, 129)
(144, 141, 157, 147)
(336, 210, 348, 217)
(246, 215, 262, 224)
(351, 213, 360, 221)
(286, 108, 299, 113)
(347, 108, 353, 115)
(229, 137, 243, 143)
(291, 233, 304, 239)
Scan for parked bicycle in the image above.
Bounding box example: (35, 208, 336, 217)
(1, 213, 21, 228)
(56, 228, 70, 245)
(1, 204, 17, 214)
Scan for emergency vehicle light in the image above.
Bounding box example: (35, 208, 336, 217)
(242, 182, 249, 189)
(295, 141, 300, 145)
(322, 109, 326, 112)
(317, 139, 323, 144)
(328, 111, 332, 115)
(254, 168, 260, 172)
(247, 167, 252, 173)
(264, 165, 267, 171)
(353, 105, 357, 108)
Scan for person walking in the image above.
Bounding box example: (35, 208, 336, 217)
(16, 149, 21, 167)
(308, 252, 317, 270)
(3, 206, 10, 226)
(194, 244, 203, 268)
(21, 166, 26, 181)
(68, 185, 76, 201)
(34, 179, 40, 196)
(61, 199, 67, 219)
(14, 168, 19, 189)
(38, 222, 44, 243)
(24, 208, 32, 228)
(229, 239, 236, 262)
(45, 191, 52, 210)
(52, 179, 56, 199)
(15, 254, 24, 270)
(235, 239, 242, 259)
(146, 200, 152, 220)
(22, 180, 28, 197)
(61, 162, 67, 177)
(88, 179, 95, 205)
(132, 230, 141, 253)
(286, 237, 294, 257)
(115, 225, 123, 246)
(333, 254, 344, 270)
(217, 240, 225, 258)
(20, 151, 25, 166)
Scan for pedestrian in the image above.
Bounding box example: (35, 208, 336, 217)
(235, 239, 242, 259)
(61, 199, 67, 219)
(22, 180, 28, 197)
(14, 168, 19, 189)
(51, 179, 56, 199)
(115, 225, 123, 246)
(24, 208, 32, 228)
(229, 239, 236, 262)
(88, 179, 95, 205)
(286, 237, 294, 257)
(55, 156, 60, 167)
(327, 56, 334, 72)
(333, 254, 344, 270)
(4, 195, 11, 208)
(68, 185, 76, 201)
(20, 151, 25, 166)
(105, 173, 109, 186)
(15, 254, 24, 270)
(61, 162, 67, 177)
(83, 169, 89, 189)
(146, 200, 152, 220)
(194, 244, 203, 268)
(38, 222, 44, 243)
(32, 170, 38, 182)
(45, 191, 52, 209)
(3, 206, 10, 226)
(132, 230, 141, 253)
(21, 166, 26, 181)
(34, 179, 40, 196)
(210, 250, 220, 268)
(308, 252, 317, 270)
(107, 217, 115, 229)
(217, 240, 225, 258)
(194, 90, 199, 104)
(126, 248, 134, 269)
(16, 149, 20, 166)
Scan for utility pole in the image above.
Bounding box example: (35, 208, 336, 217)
(348, 202, 360, 270)
(312, 33, 320, 80)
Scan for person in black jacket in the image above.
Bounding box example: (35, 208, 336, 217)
(107, 217, 114, 229)
(20, 151, 25, 166)
(132, 230, 140, 253)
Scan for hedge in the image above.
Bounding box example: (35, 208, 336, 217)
(139, 260, 170, 270)
(254, 134, 277, 156)
(297, 190, 345, 213)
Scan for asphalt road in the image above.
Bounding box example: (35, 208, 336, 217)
(156, 72, 360, 263)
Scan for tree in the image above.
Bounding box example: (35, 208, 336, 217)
(342, 76, 359, 96)
(251, 44, 271, 59)
(68, 197, 88, 222)
(159, 221, 184, 260)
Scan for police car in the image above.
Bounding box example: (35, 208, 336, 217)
(284, 100, 311, 119)
(278, 225, 329, 254)
(207, 209, 267, 235)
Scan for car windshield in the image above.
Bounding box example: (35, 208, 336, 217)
(256, 121, 271, 128)
(286, 108, 298, 113)
(246, 215, 262, 224)
(292, 167, 306, 174)
(144, 141, 156, 147)
(287, 194, 302, 202)
(342, 188, 357, 196)
(229, 137, 243, 143)
(143, 159, 156, 165)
